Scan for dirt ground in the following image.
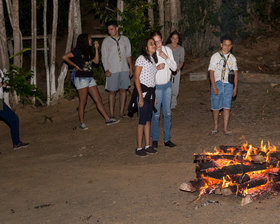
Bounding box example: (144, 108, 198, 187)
(1, 37, 280, 224)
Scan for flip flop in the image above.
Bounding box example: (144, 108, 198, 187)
(209, 130, 219, 136)
(224, 130, 233, 136)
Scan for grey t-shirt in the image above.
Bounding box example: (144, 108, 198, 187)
(101, 35, 131, 73)
(167, 44, 185, 67)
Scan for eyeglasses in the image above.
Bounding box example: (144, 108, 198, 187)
(155, 40, 162, 44)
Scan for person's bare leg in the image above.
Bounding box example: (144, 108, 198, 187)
(109, 91, 116, 118)
(212, 110, 219, 131)
(119, 88, 127, 116)
(143, 121, 151, 146)
(223, 109, 230, 133)
(137, 124, 144, 148)
(77, 87, 89, 123)
(88, 86, 110, 121)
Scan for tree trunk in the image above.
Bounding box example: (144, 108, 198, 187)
(50, 0, 58, 97)
(31, 0, 37, 88)
(5, 0, 21, 104)
(148, 0, 154, 28)
(170, 0, 178, 31)
(176, 0, 181, 27)
(0, 0, 9, 70)
(158, 0, 165, 40)
(73, 0, 82, 47)
(53, 0, 74, 102)
(43, 0, 51, 105)
(6, 0, 22, 67)
(0, 0, 10, 106)
(117, 0, 124, 22)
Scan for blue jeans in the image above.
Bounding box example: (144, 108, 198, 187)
(152, 82, 172, 142)
(0, 101, 20, 145)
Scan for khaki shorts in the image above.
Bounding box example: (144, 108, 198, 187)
(105, 71, 130, 91)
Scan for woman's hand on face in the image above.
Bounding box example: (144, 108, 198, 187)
(94, 41, 99, 49)
(158, 49, 168, 59)
(138, 97, 144, 108)
(156, 63, 165, 70)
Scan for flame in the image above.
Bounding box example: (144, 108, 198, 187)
(197, 141, 280, 198)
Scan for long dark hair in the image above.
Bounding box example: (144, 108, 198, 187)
(141, 38, 158, 64)
(75, 33, 94, 59)
(166, 31, 182, 45)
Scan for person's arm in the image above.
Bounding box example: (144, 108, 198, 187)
(177, 47, 185, 72)
(134, 65, 144, 107)
(159, 47, 177, 71)
(62, 52, 81, 71)
(127, 56, 133, 77)
(101, 39, 111, 77)
(209, 70, 218, 95)
(93, 41, 99, 64)
(126, 38, 133, 77)
(177, 61, 184, 72)
(233, 70, 238, 97)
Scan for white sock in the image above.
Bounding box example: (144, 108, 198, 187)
(145, 145, 150, 149)
(136, 148, 142, 151)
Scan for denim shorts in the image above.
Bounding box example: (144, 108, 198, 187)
(105, 71, 130, 91)
(211, 80, 233, 110)
(138, 99, 154, 125)
(74, 77, 96, 90)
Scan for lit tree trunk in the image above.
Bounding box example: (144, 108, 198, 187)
(0, 0, 10, 106)
(117, 0, 124, 22)
(31, 0, 37, 88)
(0, 0, 9, 70)
(73, 0, 82, 47)
(50, 0, 58, 97)
(148, 0, 154, 28)
(43, 0, 50, 105)
(170, 0, 178, 31)
(5, 0, 22, 67)
(5, 0, 21, 104)
(158, 0, 165, 40)
(176, 0, 181, 27)
(53, 0, 74, 101)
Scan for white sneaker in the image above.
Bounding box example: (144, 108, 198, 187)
(79, 123, 88, 130)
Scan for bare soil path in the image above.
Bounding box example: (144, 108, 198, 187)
(1, 60, 280, 223)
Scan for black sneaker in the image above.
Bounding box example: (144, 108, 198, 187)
(144, 146, 157, 154)
(164, 141, 176, 147)
(152, 141, 158, 148)
(135, 148, 147, 156)
(13, 141, 29, 150)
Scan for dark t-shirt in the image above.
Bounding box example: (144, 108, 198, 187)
(71, 48, 95, 77)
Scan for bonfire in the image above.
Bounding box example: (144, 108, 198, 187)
(180, 141, 280, 206)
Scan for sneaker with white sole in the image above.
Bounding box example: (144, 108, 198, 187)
(79, 123, 88, 130)
(13, 141, 29, 150)
(105, 118, 120, 125)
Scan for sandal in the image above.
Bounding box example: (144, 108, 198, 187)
(224, 130, 233, 136)
(209, 130, 219, 136)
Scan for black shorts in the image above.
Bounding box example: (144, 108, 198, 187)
(138, 99, 153, 125)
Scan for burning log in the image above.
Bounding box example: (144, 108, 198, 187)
(184, 141, 280, 203)
(197, 161, 280, 179)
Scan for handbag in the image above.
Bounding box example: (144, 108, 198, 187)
(228, 70, 235, 85)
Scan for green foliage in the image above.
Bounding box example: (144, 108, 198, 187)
(92, 63, 106, 86)
(180, 0, 280, 56)
(93, 0, 153, 60)
(4, 65, 45, 105)
(64, 80, 77, 100)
